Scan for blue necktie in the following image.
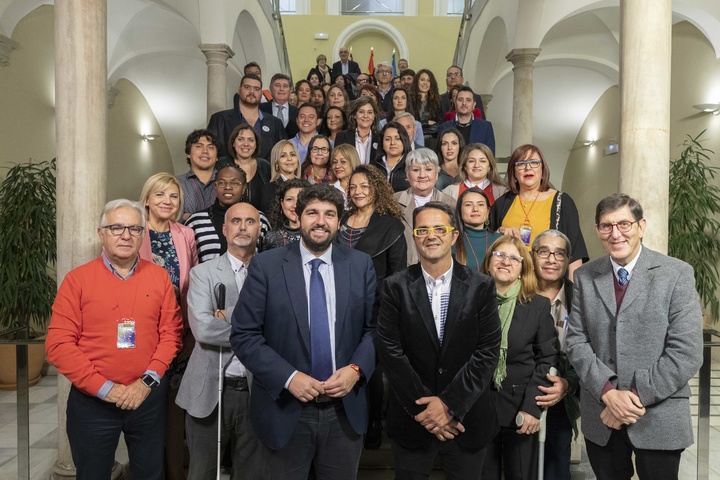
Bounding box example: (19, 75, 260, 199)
(618, 267, 629, 286)
(310, 259, 333, 381)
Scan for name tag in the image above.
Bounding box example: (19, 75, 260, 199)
(117, 319, 136, 349)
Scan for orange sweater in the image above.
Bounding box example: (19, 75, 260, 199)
(46, 257, 182, 396)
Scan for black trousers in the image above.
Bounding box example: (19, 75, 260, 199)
(392, 439, 487, 480)
(585, 427, 683, 480)
(67, 383, 167, 480)
(482, 426, 538, 480)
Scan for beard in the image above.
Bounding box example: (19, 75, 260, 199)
(300, 226, 337, 254)
(232, 234, 254, 248)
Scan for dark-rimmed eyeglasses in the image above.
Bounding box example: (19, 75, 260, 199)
(101, 225, 144, 237)
(533, 249, 567, 261)
(514, 160, 542, 169)
(596, 220, 638, 234)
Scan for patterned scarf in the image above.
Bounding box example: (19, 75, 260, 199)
(493, 280, 521, 390)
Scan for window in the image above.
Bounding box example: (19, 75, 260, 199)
(342, 0, 404, 15)
(447, 0, 464, 16)
(270, 0, 297, 14)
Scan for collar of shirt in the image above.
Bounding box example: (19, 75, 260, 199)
(551, 282, 567, 308)
(463, 178, 490, 190)
(227, 251, 250, 272)
(101, 252, 139, 280)
(421, 260, 453, 293)
(299, 239, 334, 267)
(379, 85, 392, 97)
(610, 245, 642, 282)
(187, 168, 216, 182)
(455, 115, 473, 128)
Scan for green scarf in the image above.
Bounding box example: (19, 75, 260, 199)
(493, 280, 521, 390)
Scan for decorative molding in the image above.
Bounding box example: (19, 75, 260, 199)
(0, 35, 20, 67)
(199, 43, 235, 66)
(333, 19, 409, 64)
(506, 48, 542, 68)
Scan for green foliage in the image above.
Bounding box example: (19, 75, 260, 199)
(0, 159, 57, 331)
(669, 131, 720, 322)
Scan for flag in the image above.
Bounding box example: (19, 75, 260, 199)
(368, 48, 374, 75)
(392, 51, 397, 76)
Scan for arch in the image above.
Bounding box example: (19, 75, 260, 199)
(333, 19, 409, 64)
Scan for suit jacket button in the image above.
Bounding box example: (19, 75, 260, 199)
(438, 368, 444, 374)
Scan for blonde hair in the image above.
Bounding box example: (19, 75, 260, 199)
(270, 140, 302, 181)
(482, 235, 537, 304)
(139, 172, 184, 222)
(332, 144, 361, 172)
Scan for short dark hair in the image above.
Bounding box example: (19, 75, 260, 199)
(595, 193, 644, 224)
(297, 102, 317, 115)
(184, 129, 218, 163)
(270, 73, 290, 85)
(295, 184, 345, 219)
(400, 69, 415, 78)
(243, 62, 261, 74)
(456, 86, 475, 97)
(240, 73, 262, 88)
(447, 65, 463, 76)
(413, 201, 457, 230)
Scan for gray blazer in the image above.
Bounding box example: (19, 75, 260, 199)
(176, 253, 245, 418)
(566, 247, 703, 450)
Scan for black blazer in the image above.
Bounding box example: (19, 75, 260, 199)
(259, 102, 299, 138)
(332, 60, 361, 77)
(333, 129, 380, 164)
(492, 295, 558, 427)
(376, 263, 502, 449)
(372, 154, 410, 193)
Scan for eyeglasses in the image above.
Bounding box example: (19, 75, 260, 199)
(311, 147, 329, 154)
(377, 70, 392, 75)
(514, 160, 542, 169)
(596, 220, 639, 234)
(357, 78, 369, 84)
(447, 72, 462, 78)
(102, 224, 144, 237)
(491, 251, 523, 266)
(533, 249, 567, 261)
(413, 226, 456, 237)
(216, 180, 244, 189)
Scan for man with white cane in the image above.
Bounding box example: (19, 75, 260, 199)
(176, 202, 262, 479)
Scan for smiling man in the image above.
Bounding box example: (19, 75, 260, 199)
(376, 201, 500, 479)
(566, 193, 703, 480)
(231, 184, 377, 479)
(260, 73, 299, 138)
(290, 102, 321, 161)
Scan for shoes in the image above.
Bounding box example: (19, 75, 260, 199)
(364, 420, 383, 450)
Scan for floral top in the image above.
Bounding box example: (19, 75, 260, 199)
(149, 230, 181, 291)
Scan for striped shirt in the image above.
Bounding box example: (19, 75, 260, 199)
(421, 262, 453, 344)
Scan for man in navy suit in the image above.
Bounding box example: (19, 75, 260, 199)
(230, 184, 377, 479)
(437, 86, 495, 155)
(259, 73, 299, 138)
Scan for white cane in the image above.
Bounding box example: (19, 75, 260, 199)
(217, 345, 223, 480)
(537, 367, 558, 480)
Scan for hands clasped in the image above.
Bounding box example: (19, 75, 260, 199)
(288, 366, 360, 402)
(414, 396, 465, 442)
(600, 389, 645, 430)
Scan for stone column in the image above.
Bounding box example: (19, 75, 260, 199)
(0, 34, 19, 66)
(53, 0, 112, 478)
(505, 48, 541, 151)
(479, 94, 493, 117)
(200, 43, 235, 122)
(619, 0, 671, 252)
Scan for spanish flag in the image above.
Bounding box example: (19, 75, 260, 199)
(368, 47, 374, 75)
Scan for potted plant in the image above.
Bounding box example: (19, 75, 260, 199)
(0, 158, 57, 389)
(669, 131, 720, 324)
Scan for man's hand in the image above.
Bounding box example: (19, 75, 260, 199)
(536, 373, 569, 407)
(601, 389, 645, 424)
(516, 411, 540, 435)
(323, 366, 359, 398)
(287, 372, 325, 402)
(600, 407, 624, 430)
(434, 420, 466, 442)
(103, 384, 127, 404)
(213, 309, 227, 321)
(414, 396, 453, 432)
(115, 379, 151, 410)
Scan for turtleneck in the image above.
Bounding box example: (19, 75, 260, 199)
(210, 200, 231, 252)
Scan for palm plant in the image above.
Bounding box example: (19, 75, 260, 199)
(669, 131, 720, 323)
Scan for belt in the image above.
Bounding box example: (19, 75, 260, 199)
(307, 394, 341, 408)
(223, 376, 248, 391)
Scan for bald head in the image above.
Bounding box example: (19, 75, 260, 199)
(223, 202, 261, 251)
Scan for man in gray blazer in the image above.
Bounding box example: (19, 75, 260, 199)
(566, 193, 703, 480)
(176, 202, 262, 479)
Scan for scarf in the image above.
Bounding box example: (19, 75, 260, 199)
(493, 280, 521, 390)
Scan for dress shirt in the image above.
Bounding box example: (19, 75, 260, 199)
(340, 61, 349, 75)
(285, 241, 337, 387)
(177, 168, 217, 217)
(355, 131, 372, 165)
(610, 245, 642, 283)
(273, 101, 288, 127)
(464, 178, 491, 190)
(421, 262, 453, 343)
(226, 252, 250, 377)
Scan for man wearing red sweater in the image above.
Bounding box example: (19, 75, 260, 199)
(46, 199, 182, 480)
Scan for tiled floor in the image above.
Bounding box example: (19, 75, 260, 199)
(0, 351, 719, 480)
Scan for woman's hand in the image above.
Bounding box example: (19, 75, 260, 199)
(516, 411, 540, 435)
(498, 226, 522, 238)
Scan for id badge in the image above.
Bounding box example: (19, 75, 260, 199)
(117, 319, 136, 349)
(519, 225, 532, 246)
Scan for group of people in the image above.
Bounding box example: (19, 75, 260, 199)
(44, 47, 704, 480)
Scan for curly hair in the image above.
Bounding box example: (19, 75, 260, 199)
(268, 178, 311, 229)
(411, 69, 442, 121)
(346, 165, 403, 219)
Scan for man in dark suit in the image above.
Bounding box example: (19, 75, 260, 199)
(332, 46, 361, 79)
(437, 87, 495, 155)
(376, 201, 501, 479)
(207, 74, 287, 161)
(567, 193, 703, 480)
(230, 184, 377, 479)
(440, 65, 486, 119)
(259, 73, 299, 138)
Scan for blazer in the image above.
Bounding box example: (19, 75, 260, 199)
(566, 248, 704, 450)
(376, 263, 502, 449)
(492, 295, 558, 427)
(393, 188, 456, 265)
(332, 60, 361, 77)
(438, 118, 495, 155)
(175, 253, 244, 418)
(139, 221, 198, 323)
(333, 129, 380, 164)
(230, 242, 378, 450)
(440, 92, 486, 119)
(260, 101, 299, 138)
(372, 154, 410, 193)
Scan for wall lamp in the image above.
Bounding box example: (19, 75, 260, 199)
(142, 134, 161, 142)
(693, 103, 720, 115)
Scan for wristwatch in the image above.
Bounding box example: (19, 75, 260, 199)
(141, 374, 159, 389)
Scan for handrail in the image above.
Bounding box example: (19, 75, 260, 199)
(268, 0, 293, 84)
(697, 327, 720, 480)
(452, 0, 488, 69)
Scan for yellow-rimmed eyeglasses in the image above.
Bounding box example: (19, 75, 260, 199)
(412, 226, 456, 237)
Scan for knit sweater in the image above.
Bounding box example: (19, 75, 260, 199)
(46, 257, 182, 396)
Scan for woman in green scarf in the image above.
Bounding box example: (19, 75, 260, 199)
(480, 235, 558, 480)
